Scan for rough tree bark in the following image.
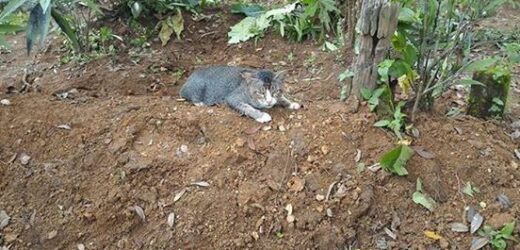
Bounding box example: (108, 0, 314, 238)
(348, 0, 400, 98)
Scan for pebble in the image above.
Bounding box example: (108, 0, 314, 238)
(0, 99, 11, 106)
(19, 153, 31, 165)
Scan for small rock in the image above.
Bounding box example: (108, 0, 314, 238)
(19, 153, 31, 165)
(316, 194, 325, 201)
(278, 125, 286, 132)
(0, 99, 11, 106)
(176, 145, 189, 157)
(321, 145, 329, 155)
(77, 243, 85, 250)
(47, 230, 58, 240)
(439, 238, 449, 249)
(326, 208, 333, 218)
(235, 138, 245, 147)
(511, 120, 520, 129)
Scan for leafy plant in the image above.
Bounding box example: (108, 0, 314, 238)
(479, 222, 517, 250)
(375, 0, 512, 121)
(379, 144, 414, 176)
(374, 101, 407, 139)
(228, 0, 340, 44)
(0, 0, 104, 54)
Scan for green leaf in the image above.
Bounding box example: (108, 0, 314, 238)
(457, 79, 485, 87)
(492, 97, 504, 106)
(172, 8, 184, 40)
(338, 69, 354, 82)
(412, 191, 436, 211)
(360, 87, 373, 100)
(230, 3, 265, 17)
(50, 8, 80, 52)
(228, 2, 298, 44)
(499, 222, 515, 238)
(464, 58, 499, 72)
(374, 120, 390, 127)
(379, 145, 414, 176)
(159, 19, 173, 46)
(462, 182, 476, 197)
(398, 7, 417, 23)
(0, 0, 28, 22)
(388, 60, 412, 78)
(228, 16, 257, 44)
(490, 238, 507, 250)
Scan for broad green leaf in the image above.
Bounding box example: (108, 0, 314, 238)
(412, 191, 436, 211)
(230, 3, 265, 17)
(172, 8, 184, 40)
(228, 2, 298, 44)
(374, 120, 390, 127)
(499, 221, 515, 238)
(398, 7, 418, 23)
(0, 0, 28, 22)
(464, 58, 499, 72)
(388, 60, 412, 78)
(379, 145, 414, 176)
(159, 19, 173, 46)
(228, 16, 257, 44)
(360, 87, 372, 100)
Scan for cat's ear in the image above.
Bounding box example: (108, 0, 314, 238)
(240, 71, 256, 83)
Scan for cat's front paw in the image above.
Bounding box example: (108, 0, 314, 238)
(288, 102, 301, 110)
(255, 113, 272, 123)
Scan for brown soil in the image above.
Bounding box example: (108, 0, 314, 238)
(1, 6, 519, 250)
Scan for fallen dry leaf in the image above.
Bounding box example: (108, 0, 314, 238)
(354, 149, 362, 162)
(412, 146, 435, 159)
(247, 137, 256, 151)
(191, 181, 210, 187)
(132, 205, 146, 222)
(167, 212, 175, 228)
(424, 230, 442, 240)
(173, 188, 187, 202)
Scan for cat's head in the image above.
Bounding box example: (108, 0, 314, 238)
(241, 70, 285, 108)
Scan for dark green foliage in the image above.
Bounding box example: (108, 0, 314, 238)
(467, 64, 511, 118)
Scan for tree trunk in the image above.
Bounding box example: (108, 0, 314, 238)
(343, 0, 361, 49)
(348, 0, 400, 98)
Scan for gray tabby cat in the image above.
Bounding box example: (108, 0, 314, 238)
(180, 65, 301, 123)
